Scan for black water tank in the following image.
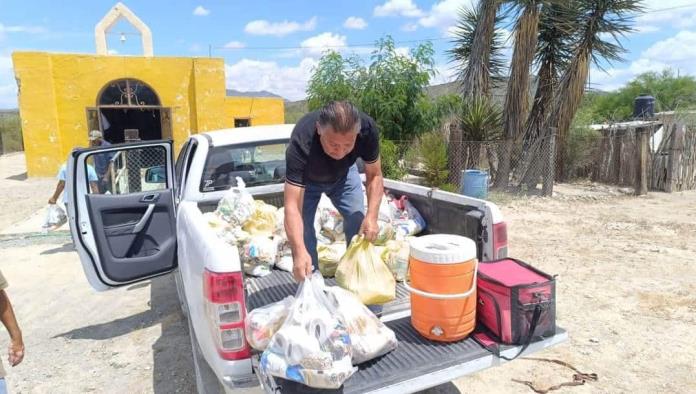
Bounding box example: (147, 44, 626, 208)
(633, 94, 655, 119)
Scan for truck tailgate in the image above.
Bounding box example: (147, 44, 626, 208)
(246, 271, 568, 394)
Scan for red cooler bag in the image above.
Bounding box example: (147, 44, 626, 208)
(476, 258, 556, 351)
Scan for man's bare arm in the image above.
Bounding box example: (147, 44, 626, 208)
(284, 182, 312, 281)
(0, 290, 24, 367)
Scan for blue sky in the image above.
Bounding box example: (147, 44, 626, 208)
(2, 0, 696, 108)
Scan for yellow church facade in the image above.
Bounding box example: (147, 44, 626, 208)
(11, 3, 284, 177)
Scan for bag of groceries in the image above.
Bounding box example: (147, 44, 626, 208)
(42, 204, 67, 232)
(318, 242, 347, 277)
(260, 273, 355, 389)
(245, 296, 296, 351)
(381, 240, 411, 282)
(324, 285, 398, 364)
(215, 177, 255, 226)
(241, 236, 279, 277)
(335, 235, 396, 305)
(242, 200, 278, 237)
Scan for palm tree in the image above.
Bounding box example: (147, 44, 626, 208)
(449, 0, 504, 100)
(515, 2, 578, 187)
(545, 0, 641, 180)
(448, 0, 503, 184)
(494, 0, 545, 189)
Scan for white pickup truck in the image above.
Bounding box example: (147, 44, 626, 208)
(67, 124, 567, 393)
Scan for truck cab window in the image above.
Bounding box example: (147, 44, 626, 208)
(200, 141, 287, 192)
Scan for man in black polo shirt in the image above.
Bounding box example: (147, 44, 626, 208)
(284, 101, 384, 282)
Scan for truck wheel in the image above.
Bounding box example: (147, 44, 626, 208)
(174, 270, 189, 317)
(188, 316, 225, 394)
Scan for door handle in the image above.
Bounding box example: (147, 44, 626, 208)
(132, 204, 156, 234)
(141, 194, 159, 202)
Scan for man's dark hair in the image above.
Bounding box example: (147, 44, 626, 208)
(318, 101, 360, 133)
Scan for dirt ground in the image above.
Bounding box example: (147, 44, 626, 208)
(0, 153, 694, 393)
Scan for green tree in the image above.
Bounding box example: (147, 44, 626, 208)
(588, 70, 696, 122)
(495, 0, 545, 189)
(306, 51, 355, 111)
(544, 0, 642, 181)
(305, 36, 439, 179)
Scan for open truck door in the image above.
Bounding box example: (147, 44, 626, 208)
(67, 141, 177, 291)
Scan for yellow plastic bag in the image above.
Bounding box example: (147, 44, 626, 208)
(335, 235, 396, 305)
(242, 200, 278, 237)
(318, 242, 346, 277)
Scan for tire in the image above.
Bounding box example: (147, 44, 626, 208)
(188, 316, 226, 394)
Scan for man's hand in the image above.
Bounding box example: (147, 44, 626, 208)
(360, 216, 379, 242)
(48, 197, 57, 205)
(8, 338, 24, 367)
(292, 250, 313, 282)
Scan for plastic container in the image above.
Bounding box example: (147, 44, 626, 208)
(404, 234, 478, 342)
(461, 170, 489, 199)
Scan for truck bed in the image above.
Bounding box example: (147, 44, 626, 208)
(246, 270, 568, 394)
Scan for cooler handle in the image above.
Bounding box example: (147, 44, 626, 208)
(403, 261, 478, 300)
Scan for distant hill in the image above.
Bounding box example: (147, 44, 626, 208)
(226, 89, 282, 98)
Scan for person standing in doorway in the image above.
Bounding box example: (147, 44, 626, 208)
(88, 130, 114, 193)
(284, 101, 384, 282)
(0, 269, 24, 394)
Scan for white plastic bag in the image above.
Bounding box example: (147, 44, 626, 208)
(42, 204, 67, 232)
(260, 273, 355, 389)
(324, 285, 398, 365)
(315, 195, 344, 243)
(241, 236, 279, 277)
(382, 240, 411, 282)
(389, 195, 426, 238)
(215, 177, 255, 226)
(276, 237, 293, 272)
(245, 296, 295, 351)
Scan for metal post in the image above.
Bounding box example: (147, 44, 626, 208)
(635, 126, 649, 195)
(542, 128, 557, 197)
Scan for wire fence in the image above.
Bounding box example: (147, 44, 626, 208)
(388, 129, 637, 197)
(0, 111, 23, 155)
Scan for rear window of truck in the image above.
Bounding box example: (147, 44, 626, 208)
(200, 140, 288, 192)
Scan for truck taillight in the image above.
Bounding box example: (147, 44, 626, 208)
(493, 222, 508, 259)
(203, 270, 251, 360)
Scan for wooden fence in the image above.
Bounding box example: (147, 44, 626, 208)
(651, 122, 696, 192)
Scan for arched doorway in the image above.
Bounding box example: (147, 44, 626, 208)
(87, 78, 171, 144)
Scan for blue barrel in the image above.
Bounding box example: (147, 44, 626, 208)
(461, 170, 489, 199)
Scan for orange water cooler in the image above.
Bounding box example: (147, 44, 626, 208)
(404, 234, 478, 342)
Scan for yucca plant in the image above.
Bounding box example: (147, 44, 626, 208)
(546, 0, 642, 180)
(448, 0, 504, 99)
(515, 1, 578, 187)
(494, 0, 545, 189)
(460, 97, 503, 173)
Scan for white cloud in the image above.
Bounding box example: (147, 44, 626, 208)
(642, 30, 696, 62)
(193, 6, 210, 16)
(374, 0, 424, 18)
(225, 57, 318, 101)
(107, 49, 119, 55)
(379, 0, 474, 33)
(223, 41, 245, 49)
(244, 17, 317, 37)
(402, 23, 419, 32)
(0, 55, 17, 109)
(418, 0, 475, 30)
(344, 17, 367, 30)
(301, 32, 347, 57)
(432, 64, 457, 85)
(637, 1, 696, 29)
(0, 83, 17, 109)
(395, 46, 411, 57)
(587, 30, 696, 91)
(0, 23, 47, 34)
